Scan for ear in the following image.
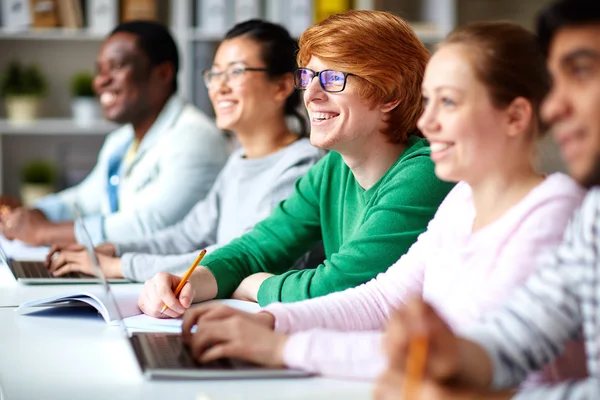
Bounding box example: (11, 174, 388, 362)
(272, 72, 295, 103)
(153, 62, 175, 89)
(505, 97, 533, 138)
(379, 99, 401, 113)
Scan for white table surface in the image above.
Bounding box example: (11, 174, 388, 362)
(0, 308, 373, 400)
(0, 243, 374, 399)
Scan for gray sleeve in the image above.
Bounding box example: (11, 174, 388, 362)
(117, 176, 221, 277)
(461, 215, 585, 390)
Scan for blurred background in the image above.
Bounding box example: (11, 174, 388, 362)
(0, 0, 560, 200)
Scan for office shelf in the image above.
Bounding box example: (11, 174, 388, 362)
(0, 28, 106, 41)
(0, 119, 117, 135)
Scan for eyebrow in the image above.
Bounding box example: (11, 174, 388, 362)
(211, 61, 250, 69)
(423, 85, 465, 94)
(560, 48, 600, 67)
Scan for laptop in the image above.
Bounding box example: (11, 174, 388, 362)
(78, 215, 312, 380)
(1, 208, 128, 284)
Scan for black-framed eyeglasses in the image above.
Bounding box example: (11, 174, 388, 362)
(294, 68, 354, 93)
(203, 66, 268, 89)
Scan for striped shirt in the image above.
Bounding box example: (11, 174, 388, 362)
(462, 188, 600, 399)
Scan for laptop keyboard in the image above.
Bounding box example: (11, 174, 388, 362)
(12, 260, 90, 279)
(138, 333, 244, 370)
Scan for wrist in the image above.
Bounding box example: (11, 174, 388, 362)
(256, 311, 276, 329)
(189, 267, 218, 303)
(106, 256, 123, 278)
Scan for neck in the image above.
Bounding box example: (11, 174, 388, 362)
(342, 134, 406, 190)
(131, 95, 170, 141)
(236, 118, 299, 159)
(469, 157, 543, 232)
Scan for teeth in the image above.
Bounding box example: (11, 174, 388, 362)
(430, 142, 452, 153)
(217, 100, 235, 108)
(100, 92, 116, 107)
(313, 112, 337, 121)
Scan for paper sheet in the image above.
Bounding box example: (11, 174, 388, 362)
(122, 299, 261, 333)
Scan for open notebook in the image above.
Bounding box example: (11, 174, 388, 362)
(15, 288, 142, 324)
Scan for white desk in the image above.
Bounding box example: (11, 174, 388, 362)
(0, 308, 373, 399)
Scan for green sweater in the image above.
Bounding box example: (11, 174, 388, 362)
(203, 136, 455, 306)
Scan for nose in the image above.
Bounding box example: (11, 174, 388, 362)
(304, 75, 326, 105)
(541, 84, 570, 127)
(93, 70, 112, 93)
(417, 101, 440, 135)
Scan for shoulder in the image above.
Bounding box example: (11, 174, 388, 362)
(278, 138, 325, 168)
(171, 103, 223, 141)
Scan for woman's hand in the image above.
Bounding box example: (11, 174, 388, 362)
(46, 246, 123, 278)
(181, 303, 283, 367)
(138, 272, 196, 318)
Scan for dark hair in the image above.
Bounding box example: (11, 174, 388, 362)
(224, 19, 308, 137)
(110, 20, 179, 93)
(537, 0, 600, 56)
(441, 21, 550, 137)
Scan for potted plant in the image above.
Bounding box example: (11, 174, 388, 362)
(20, 159, 57, 206)
(70, 71, 100, 126)
(1, 61, 47, 124)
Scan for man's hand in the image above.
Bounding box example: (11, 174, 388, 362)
(0, 208, 51, 245)
(138, 272, 196, 318)
(46, 246, 123, 278)
(231, 272, 274, 302)
(181, 304, 285, 367)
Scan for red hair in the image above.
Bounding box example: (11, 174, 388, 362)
(298, 10, 430, 143)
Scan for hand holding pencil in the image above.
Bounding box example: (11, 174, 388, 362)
(138, 249, 207, 319)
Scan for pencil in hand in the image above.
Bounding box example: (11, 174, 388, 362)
(160, 249, 207, 315)
(401, 335, 428, 400)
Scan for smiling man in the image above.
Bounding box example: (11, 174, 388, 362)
(0, 21, 228, 246)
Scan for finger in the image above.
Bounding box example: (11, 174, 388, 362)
(52, 263, 74, 277)
(189, 323, 231, 362)
(145, 281, 182, 319)
(48, 251, 70, 273)
(178, 282, 195, 308)
(200, 343, 238, 364)
(157, 277, 186, 315)
(46, 245, 62, 266)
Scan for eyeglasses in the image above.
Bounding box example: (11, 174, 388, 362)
(294, 68, 354, 93)
(203, 66, 268, 89)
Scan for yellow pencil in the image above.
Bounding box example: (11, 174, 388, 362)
(401, 335, 428, 400)
(160, 249, 207, 315)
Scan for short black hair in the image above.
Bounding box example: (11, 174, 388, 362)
(224, 19, 308, 138)
(110, 20, 179, 93)
(537, 0, 600, 56)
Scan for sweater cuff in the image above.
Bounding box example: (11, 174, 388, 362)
(120, 252, 137, 281)
(261, 303, 293, 333)
(282, 331, 314, 372)
(256, 275, 281, 306)
(74, 215, 105, 246)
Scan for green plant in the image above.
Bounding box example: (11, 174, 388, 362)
(0, 61, 48, 98)
(21, 159, 57, 185)
(70, 72, 95, 98)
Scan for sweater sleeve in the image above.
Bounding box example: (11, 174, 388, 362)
(119, 149, 319, 282)
(256, 155, 452, 305)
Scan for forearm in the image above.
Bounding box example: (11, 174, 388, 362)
(189, 267, 219, 303)
(38, 221, 77, 246)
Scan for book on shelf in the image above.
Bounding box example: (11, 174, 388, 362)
(196, 0, 231, 36)
(29, 0, 59, 28)
(1, 0, 32, 31)
(87, 0, 117, 34)
(121, 0, 157, 22)
(314, 0, 351, 23)
(57, 0, 82, 28)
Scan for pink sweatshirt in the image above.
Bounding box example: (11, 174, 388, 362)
(264, 173, 586, 380)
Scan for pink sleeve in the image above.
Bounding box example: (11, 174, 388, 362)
(263, 209, 446, 334)
(283, 330, 386, 380)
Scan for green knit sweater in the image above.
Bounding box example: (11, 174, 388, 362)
(203, 136, 455, 305)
